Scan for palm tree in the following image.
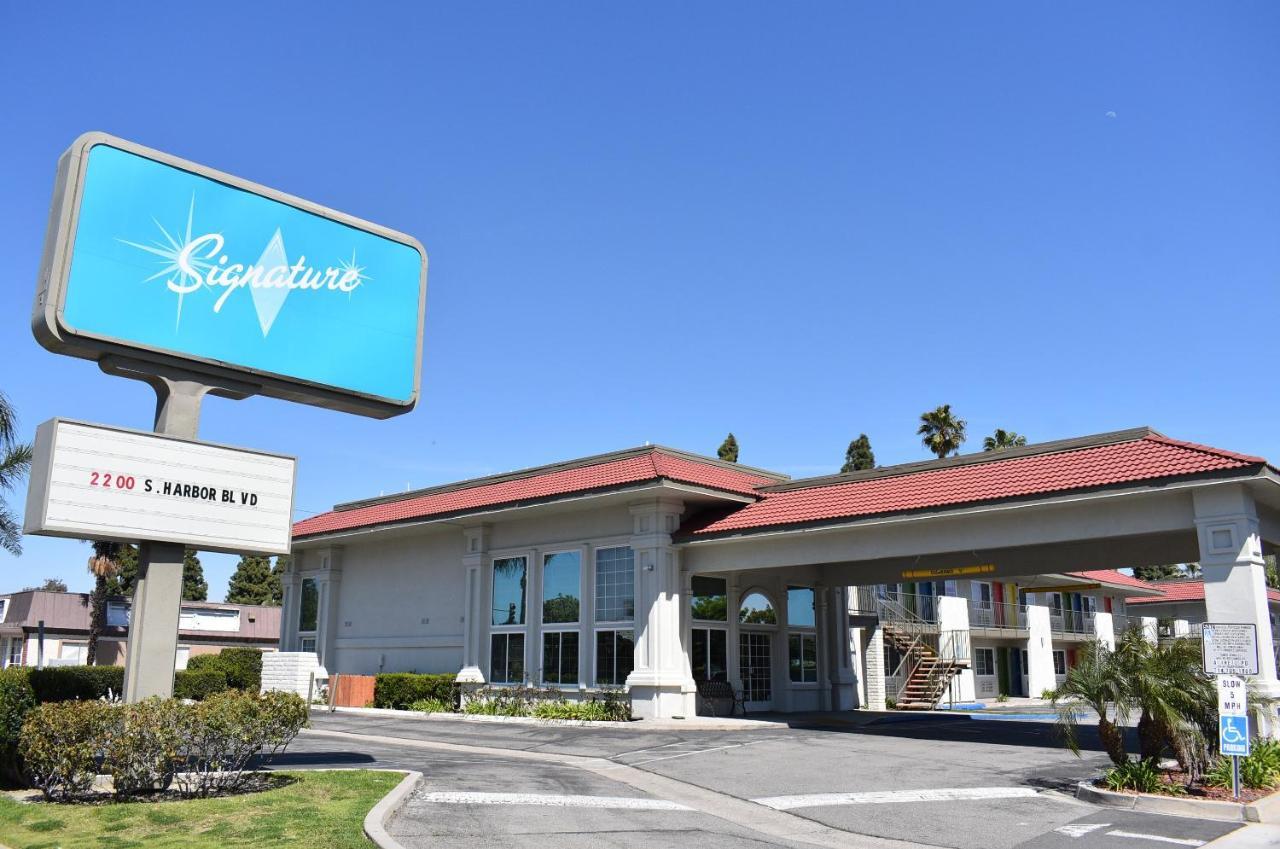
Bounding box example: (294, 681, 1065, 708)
(0, 391, 33, 556)
(1113, 630, 1215, 778)
(982, 429, 1027, 452)
(86, 541, 123, 665)
(1049, 640, 1133, 766)
(917, 405, 967, 459)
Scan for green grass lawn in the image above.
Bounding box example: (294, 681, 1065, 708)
(0, 770, 404, 849)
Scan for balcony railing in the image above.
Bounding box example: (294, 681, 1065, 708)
(968, 600, 1025, 630)
(1051, 609, 1095, 637)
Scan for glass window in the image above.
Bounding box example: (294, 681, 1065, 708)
(492, 557, 527, 626)
(300, 636, 316, 654)
(691, 627, 727, 682)
(299, 578, 318, 632)
(788, 633, 817, 683)
(542, 631, 579, 685)
(595, 629, 634, 686)
(786, 587, 815, 628)
(974, 647, 995, 677)
(594, 547, 634, 622)
(1053, 650, 1066, 676)
(739, 592, 776, 625)
(691, 576, 727, 621)
(490, 632, 526, 683)
(542, 552, 580, 624)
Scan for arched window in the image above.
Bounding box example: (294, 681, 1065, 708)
(738, 592, 777, 625)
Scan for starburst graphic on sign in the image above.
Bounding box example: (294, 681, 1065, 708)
(117, 194, 216, 331)
(336, 251, 370, 296)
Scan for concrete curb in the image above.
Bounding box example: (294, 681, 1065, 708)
(362, 769, 423, 849)
(1076, 781, 1280, 823)
(321, 704, 782, 730)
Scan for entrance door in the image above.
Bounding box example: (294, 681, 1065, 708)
(739, 632, 772, 710)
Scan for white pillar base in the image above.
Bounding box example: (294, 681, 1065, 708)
(626, 673, 697, 719)
(456, 666, 486, 684)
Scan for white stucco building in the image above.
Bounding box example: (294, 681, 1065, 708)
(281, 428, 1280, 722)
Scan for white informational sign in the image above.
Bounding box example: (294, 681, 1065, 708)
(1218, 674, 1247, 717)
(1202, 623, 1260, 676)
(23, 418, 295, 555)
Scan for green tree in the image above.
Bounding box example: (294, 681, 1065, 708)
(841, 434, 875, 473)
(1264, 555, 1278, 589)
(226, 555, 283, 605)
(1050, 641, 1133, 766)
(1133, 563, 1184, 582)
(917, 405, 967, 459)
(0, 391, 33, 556)
(104, 545, 139, 596)
(717, 433, 739, 463)
(182, 549, 208, 601)
(982, 429, 1027, 452)
(23, 578, 68, 592)
(86, 541, 124, 665)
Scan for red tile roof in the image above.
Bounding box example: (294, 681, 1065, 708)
(1068, 569, 1160, 591)
(1126, 580, 1280, 606)
(293, 448, 782, 540)
(681, 431, 1265, 538)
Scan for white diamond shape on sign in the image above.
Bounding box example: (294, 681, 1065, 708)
(250, 228, 290, 336)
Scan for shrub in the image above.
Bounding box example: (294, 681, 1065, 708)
(1103, 760, 1162, 794)
(1205, 739, 1280, 791)
(187, 649, 263, 691)
(27, 665, 124, 702)
(174, 668, 228, 701)
(0, 668, 36, 787)
(176, 690, 307, 797)
(20, 700, 111, 801)
(373, 673, 458, 710)
(408, 697, 454, 714)
(102, 698, 184, 798)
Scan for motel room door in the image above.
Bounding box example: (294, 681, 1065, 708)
(738, 631, 773, 711)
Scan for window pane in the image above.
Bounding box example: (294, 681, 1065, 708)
(542, 552, 580, 624)
(492, 557, 527, 626)
(709, 629, 727, 682)
(595, 547, 635, 622)
(299, 578, 318, 632)
(596, 631, 616, 685)
(739, 592, 776, 625)
(691, 576, 727, 622)
(803, 634, 817, 682)
(788, 634, 803, 682)
(691, 628, 708, 680)
(492, 634, 506, 682)
(509, 633, 525, 682)
(615, 630, 634, 683)
(560, 632, 578, 684)
(787, 587, 815, 627)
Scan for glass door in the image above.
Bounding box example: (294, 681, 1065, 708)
(739, 632, 772, 710)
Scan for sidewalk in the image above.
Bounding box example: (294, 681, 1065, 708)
(1205, 824, 1280, 848)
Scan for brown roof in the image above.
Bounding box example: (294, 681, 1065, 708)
(0, 591, 280, 642)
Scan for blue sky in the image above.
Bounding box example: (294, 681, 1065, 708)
(1, 3, 1277, 598)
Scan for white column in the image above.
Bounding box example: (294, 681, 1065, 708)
(938, 595, 974, 703)
(457, 526, 490, 684)
(826, 586, 857, 710)
(1093, 611, 1116, 650)
(1193, 485, 1280, 733)
(1173, 619, 1191, 638)
(278, 557, 301, 652)
(625, 498, 696, 719)
(1025, 604, 1056, 698)
(864, 625, 887, 710)
(311, 546, 343, 671)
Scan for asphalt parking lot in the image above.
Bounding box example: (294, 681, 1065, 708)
(274, 710, 1244, 849)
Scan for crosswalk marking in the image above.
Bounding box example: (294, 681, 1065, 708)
(754, 786, 1039, 810)
(1105, 830, 1206, 847)
(1054, 823, 1111, 838)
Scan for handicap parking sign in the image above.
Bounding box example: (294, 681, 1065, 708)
(1220, 715, 1250, 757)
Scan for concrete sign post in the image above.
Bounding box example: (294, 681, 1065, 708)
(27, 132, 426, 701)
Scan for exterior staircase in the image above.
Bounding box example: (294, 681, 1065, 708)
(882, 622, 966, 710)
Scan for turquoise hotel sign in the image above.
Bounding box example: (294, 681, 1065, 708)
(33, 133, 427, 417)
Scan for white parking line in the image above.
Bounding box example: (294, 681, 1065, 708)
(1105, 830, 1206, 847)
(416, 791, 693, 810)
(623, 740, 768, 766)
(754, 786, 1040, 810)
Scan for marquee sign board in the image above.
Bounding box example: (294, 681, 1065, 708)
(32, 133, 427, 418)
(23, 418, 296, 556)
(1202, 623, 1259, 677)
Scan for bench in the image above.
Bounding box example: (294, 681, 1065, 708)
(695, 679, 746, 717)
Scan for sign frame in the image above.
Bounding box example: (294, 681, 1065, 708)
(31, 132, 428, 419)
(1201, 622, 1260, 677)
(23, 417, 297, 556)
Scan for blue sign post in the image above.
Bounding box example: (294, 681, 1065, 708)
(33, 133, 427, 418)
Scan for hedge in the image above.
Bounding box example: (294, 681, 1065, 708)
(373, 673, 458, 710)
(173, 668, 228, 701)
(185, 648, 263, 691)
(27, 666, 124, 702)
